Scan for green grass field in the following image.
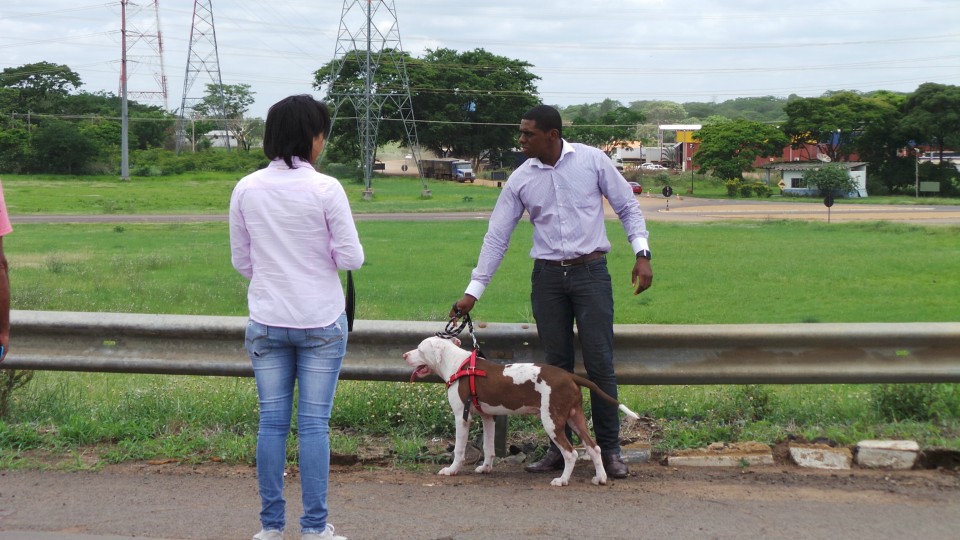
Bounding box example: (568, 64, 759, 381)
(1, 173, 959, 470)
(7, 220, 958, 323)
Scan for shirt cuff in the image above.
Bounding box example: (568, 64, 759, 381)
(465, 280, 486, 301)
(630, 238, 650, 256)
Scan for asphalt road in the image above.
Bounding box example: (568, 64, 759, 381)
(2, 461, 960, 540)
(10, 195, 960, 226)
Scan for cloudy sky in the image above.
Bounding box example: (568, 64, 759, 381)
(2, 0, 959, 119)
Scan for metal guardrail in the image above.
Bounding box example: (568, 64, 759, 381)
(4, 310, 960, 384)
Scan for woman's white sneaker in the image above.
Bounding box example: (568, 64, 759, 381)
(301, 523, 346, 540)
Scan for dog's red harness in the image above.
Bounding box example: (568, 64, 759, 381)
(446, 349, 486, 419)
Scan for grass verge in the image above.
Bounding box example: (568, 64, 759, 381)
(1, 178, 959, 469)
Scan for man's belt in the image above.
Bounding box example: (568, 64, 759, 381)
(538, 251, 606, 267)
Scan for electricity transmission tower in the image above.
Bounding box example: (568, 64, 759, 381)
(327, 0, 425, 198)
(119, 0, 168, 180)
(175, 0, 230, 153)
(119, 0, 169, 109)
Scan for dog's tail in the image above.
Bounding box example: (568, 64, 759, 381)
(570, 374, 641, 420)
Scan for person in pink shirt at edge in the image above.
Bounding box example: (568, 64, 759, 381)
(229, 95, 363, 540)
(0, 179, 12, 364)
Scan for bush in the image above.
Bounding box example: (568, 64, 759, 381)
(725, 179, 741, 197)
(870, 383, 955, 421)
(321, 162, 363, 182)
(753, 183, 772, 198)
(652, 172, 671, 187)
(130, 148, 267, 176)
(738, 182, 754, 198)
(1, 370, 34, 419)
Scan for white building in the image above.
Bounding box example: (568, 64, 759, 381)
(203, 130, 238, 149)
(760, 161, 868, 198)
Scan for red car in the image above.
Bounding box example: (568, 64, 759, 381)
(628, 181, 643, 194)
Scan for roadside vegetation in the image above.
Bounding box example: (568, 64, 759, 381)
(1, 179, 958, 469)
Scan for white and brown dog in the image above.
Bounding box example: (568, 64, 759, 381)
(403, 336, 639, 486)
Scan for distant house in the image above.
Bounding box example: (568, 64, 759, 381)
(204, 130, 237, 149)
(759, 161, 868, 198)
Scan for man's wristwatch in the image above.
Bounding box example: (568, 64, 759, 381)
(636, 249, 651, 260)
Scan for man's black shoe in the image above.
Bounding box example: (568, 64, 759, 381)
(524, 448, 564, 473)
(602, 452, 629, 479)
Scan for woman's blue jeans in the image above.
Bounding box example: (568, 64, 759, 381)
(245, 313, 347, 534)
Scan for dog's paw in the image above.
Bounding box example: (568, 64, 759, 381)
(438, 466, 460, 476)
(592, 474, 608, 486)
(550, 477, 569, 487)
(475, 463, 493, 474)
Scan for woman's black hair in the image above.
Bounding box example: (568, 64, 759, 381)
(262, 95, 332, 168)
(522, 104, 563, 139)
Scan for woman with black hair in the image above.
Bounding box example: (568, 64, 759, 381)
(230, 95, 363, 540)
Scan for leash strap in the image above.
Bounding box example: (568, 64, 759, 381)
(436, 304, 481, 354)
(345, 270, 355, 332)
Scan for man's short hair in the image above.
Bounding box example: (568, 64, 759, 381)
(522, 104, 562, 139)
(263, 95, 332, 168)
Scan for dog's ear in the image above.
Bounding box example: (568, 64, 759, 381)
(419, 337, 442, 361)
(451, 336, 461, 347)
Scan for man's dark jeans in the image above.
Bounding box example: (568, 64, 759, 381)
(530, 257, 621, 453)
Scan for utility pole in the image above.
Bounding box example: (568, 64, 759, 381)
(915, 148, 921, 198)
(120, 1, 130, 181)
(119, 0, 168, 180)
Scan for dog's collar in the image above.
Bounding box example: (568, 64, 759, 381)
(446, 349, 486, 420)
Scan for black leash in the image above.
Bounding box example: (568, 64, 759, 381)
(345, 270, 355, 332)
(436, 304, 482, 355)
(436, 304, 486, 421)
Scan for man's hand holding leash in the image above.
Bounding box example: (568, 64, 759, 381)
(450, 294, 477, 321)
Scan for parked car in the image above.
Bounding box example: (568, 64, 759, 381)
(627, 181, 643, 194)
(641, 162, 668, 170)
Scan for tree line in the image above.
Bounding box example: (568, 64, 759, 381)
(689, 86, 960, 195)
(2, 57, 958, 196)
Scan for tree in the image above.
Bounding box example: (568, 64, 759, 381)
(899, 83, 960, 162)
(0, 62, 82, 113)
(781, 91, 891, 162)
(802, 163, 858, 198)
(0, 126, 29, 173)
(191, 83, 256, 151)
(682, 96, 787, 123)
(848, 91, 908, 194)
(692, 119, 789, 181)
(314, 48, 416, 167)
(412, 48, 540, 169)
(564, 104, 645, 153)
(633, 100, 686, 125)
(29, 119, 98, 174)
(314, 47, 540, 169)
